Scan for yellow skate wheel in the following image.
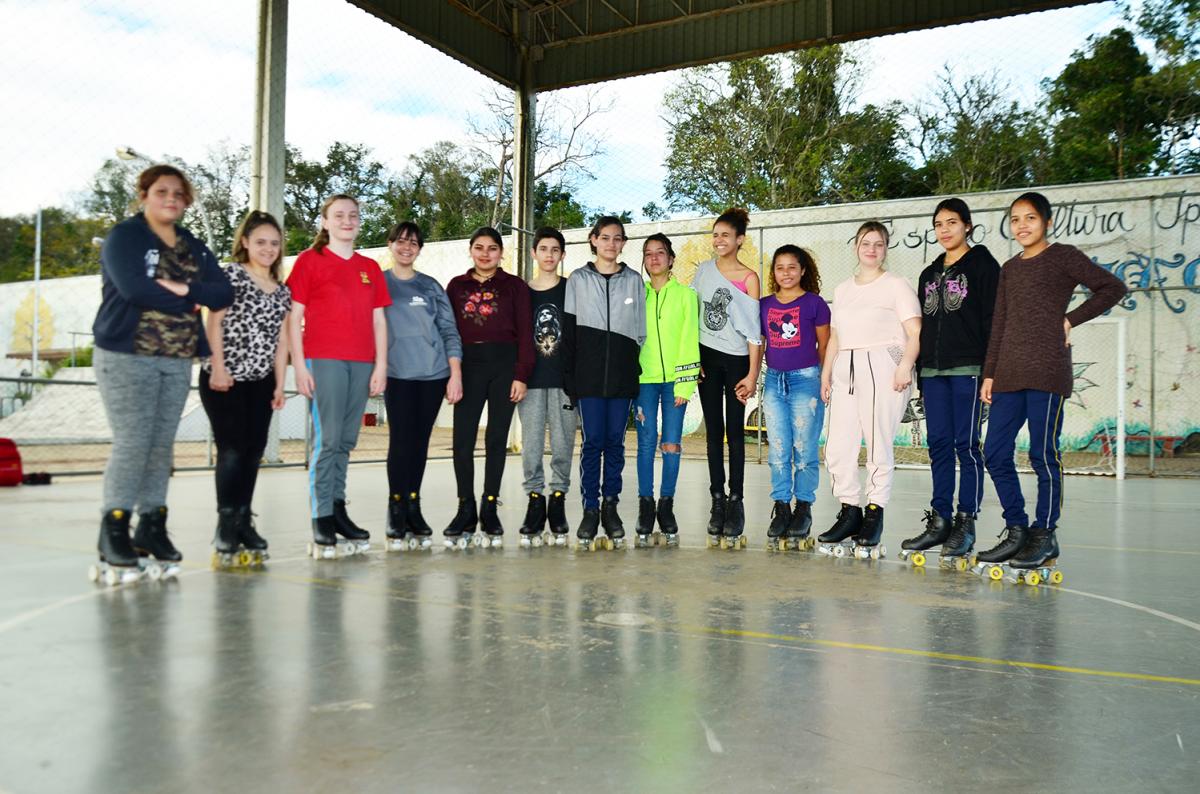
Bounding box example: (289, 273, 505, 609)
(912, 552, 926, 568)
(738, 536, 747, 549)
(210, 551, 221, 570)
(954, 558, 968, 572)
(237, 550, 253, 567)
(988, 565, 1003, 581)
(1049, 570, 1064, 585)
(1025, 571, 1041, 587)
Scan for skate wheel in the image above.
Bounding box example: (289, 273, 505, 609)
(492, 537, 503, 549)
(146, 564, 162, 582)
(407, 538, 419, 551)
(210, 552, 221, 569)
(237, 550, 253, 567)
(707, 536, 720, 548)
(833, 544, 846, 558)
(869, 547, 881, 560)
(737, 536, 746, 549)
(912, 552, 926, 567)
(104, 568, 119, 587)
(1049, 570, 1064, 585)
(87, 564, 100, 583)
(988, 565, 1004, 581)
(878, 544, 886, 558)
(954, 557, 968, 572)
(1025, 571, 1042, 587)
(532, 535, 542, 548)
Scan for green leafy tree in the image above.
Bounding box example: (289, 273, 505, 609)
(285, 142, 390, 252)
(386, 141, 493, 242)
(0, 208, 108, 283)
(534, 182, 587, 230)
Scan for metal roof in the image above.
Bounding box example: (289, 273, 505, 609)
(348, 0, 1102, 90)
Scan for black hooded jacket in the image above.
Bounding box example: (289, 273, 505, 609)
(916, 244, 1001, 376)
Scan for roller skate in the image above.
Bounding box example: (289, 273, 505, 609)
(385, 494, 413, 551)
(211, 506, 266, 569)
(330, 499, 371, 556)
(970, 525, 1027, 581)
(938, 513, 976, 572)
(576, 507, 601, 551)
(306, 515, 341, 560)
(634, 496, 658, 547)
(478, 494, 504, 548)
(132, 506, 182, 580)
(817, 504, 862, 558)
(1005, 528, 1063, 586)
(766, 501, 791, 551)
(546, 490, 571, 547)
(405, 492, 435, 550)
(656, 497, 680, 547)
(898, 510, 951, 568)
(237, 506, 269, 564)
(519, 493, 547, 548)
(443, 497, 478, 550)
(852, 504, 887, 560)
(720, 494, 747, 550)
(598, 496, 626, 550)
(88, 508, 144, 586)
(785, 500, 815, 551)
(706, 491, 726, 548)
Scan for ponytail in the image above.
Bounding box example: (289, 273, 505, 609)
(311, 193, 359, 254)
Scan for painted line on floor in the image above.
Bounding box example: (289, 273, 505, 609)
(679, 624, 1200, 687)
(1054, 586, 1200, 633)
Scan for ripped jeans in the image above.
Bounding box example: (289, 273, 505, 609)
(763, 366, 824, 504)
(635, 382, 687, 498)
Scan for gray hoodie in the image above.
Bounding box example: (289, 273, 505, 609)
(691, 259, 762, 355)
(383, 270, 463, 380)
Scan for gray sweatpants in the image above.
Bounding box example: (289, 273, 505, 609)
(517, 386, 577, 494)
(308, 358, 372, 518)
(94, 347, 192, 514)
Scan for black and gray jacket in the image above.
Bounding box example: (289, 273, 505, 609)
(916, 244, 1001, 374)
(562, 262, 646, 400)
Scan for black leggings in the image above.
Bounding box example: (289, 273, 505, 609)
(698, 345, 749, 497)
(199, 370, 275, 509)
(453, 343, 517, 499)
(384, 376, 448, 497)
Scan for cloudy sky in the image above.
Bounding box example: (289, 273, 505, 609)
(0, 0, 1123, 218)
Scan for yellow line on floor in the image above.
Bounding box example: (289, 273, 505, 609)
(682, 624, 1200, 686)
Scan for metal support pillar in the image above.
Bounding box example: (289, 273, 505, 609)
(252, 0, 288, 463)
(512, 55, 537, 280)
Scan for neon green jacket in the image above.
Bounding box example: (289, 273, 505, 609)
(639, 278, 701, 401)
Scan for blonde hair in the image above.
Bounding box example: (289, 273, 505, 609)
(854, 221, 890, 269)
(312, 194, 359, 254)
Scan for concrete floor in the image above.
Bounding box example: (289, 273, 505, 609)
(1, 459, 1199, 793)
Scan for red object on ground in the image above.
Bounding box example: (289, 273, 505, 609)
(363, 413, 377, 427)
(0, 439, 23, 487)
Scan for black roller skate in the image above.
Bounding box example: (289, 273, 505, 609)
(88, 508, 143, 586)
(706, 491, 726, 548)
(237, 506, 269, 558)
(971, 525, 1027, 581)
(132, 506, 182, 580)
(899, 510, 951, 567)
(721, 494, 747, 550)
(1006, 528, 1063, 586)
(385, 494, 411, 551)
(519, 493, 547, 548)
(766, 501, 791, 551)
(939, 513, 976, 572)
(599, 496, 626, 550)
(576, 507, 601, 551)
(634, 496, 658, 547)
(656, 497, 680, 547)
(307, 515, 341, 559)
(852, 504, 887, 560)
(786, 500, 815, 551)
(479, 494, 504, 548)
(331, 499, 371, 556)
(406, 492, 435, 551)
(547, 490, 571, 547)
(443, 497, 478, 550)
(817, 504, 863, 558)
(211, 506, 265, 569)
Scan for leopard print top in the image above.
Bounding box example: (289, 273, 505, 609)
(203, 264, 291, 381)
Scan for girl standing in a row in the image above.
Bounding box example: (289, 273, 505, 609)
(692, 208, 762, 549)
(288, 194, 389, 558)
(381, 221, 463, 551)
(760, 245, 829, 551)
(634, 233, 700, 546)
(443, 228, 533, 548)
(818, 222, 921, 558)
(976, 192, 1125, 579)
(201, 210, 291, 566)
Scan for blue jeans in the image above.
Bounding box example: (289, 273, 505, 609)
(984, 389, 1065, 529)
(922, 375, 985, 518)
(578, 397, 633, 509)
(634, 382, 687, 498)
(762, 366, 824, 503)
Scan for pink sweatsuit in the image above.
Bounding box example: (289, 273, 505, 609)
(826, 271, 922, 507)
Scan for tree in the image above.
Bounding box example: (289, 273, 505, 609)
(1126, 0, 1200, 175)
(386, 141, 493, 242)
(0, 208, 108, 283)
(661, 45, 919, 212)
(905, 68, 1045, 194)
(188, 141, 250, 259)
(534, 182, 587, 230)
(285, 142, 390, 251)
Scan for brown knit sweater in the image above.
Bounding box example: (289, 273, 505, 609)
(983, 243, 1126, 397)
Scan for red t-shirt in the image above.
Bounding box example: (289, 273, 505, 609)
(287, 247, 390, 363)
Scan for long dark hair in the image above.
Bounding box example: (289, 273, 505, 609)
(231, 210, 284, 283)
(768, 244, 821, 295)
